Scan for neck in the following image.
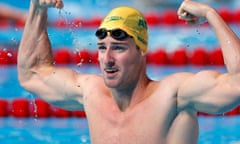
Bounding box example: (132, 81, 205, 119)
(111, 73, 150, 112)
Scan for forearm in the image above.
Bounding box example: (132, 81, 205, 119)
(18, 2, 54, 82)
(206, 9, 240, 74)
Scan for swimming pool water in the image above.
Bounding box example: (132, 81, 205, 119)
(198, 116, 240, 144)
(1, 0, 240, 143)
(0, 118, 90, 144)
(0, 116, 240, 144)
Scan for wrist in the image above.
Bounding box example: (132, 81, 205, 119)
(31, 0, 48, 15)
(205, 7, 218, 24)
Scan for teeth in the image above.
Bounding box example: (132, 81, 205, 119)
(105, 68, 118, 73)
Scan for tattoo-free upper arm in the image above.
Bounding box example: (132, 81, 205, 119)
(177, 70, 240, 114)
(22, 66, 88, 110)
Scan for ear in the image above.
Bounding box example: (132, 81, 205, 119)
(141, 50, 147, 57)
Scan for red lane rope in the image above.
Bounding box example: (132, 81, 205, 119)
(0, 98, 239, 118)
(0, 47, 225, 66)
(0, 98, 86, 118)
(0, 8, 240, 28)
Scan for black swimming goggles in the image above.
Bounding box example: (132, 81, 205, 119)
(95, 28, 131, 40)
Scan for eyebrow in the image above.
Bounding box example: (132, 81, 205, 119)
(97, 42, 129, 46)
(97, 42, 104, 46)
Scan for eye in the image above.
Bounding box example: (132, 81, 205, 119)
(98, 45, 106, 52)
(111, 45, 127, 52)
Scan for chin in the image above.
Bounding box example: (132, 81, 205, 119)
(104, 82, 118, 88)
(104, 80, 119, 88)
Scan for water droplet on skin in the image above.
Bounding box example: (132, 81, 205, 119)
(226, 40, 231, 44)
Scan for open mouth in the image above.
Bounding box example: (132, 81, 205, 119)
(104, 68, 119, 74)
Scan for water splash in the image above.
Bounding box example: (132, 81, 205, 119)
(7, 52, 12, 57)
(76, 58, 84, 67)
(28, 94, 38, 120)
(80, 134, 89, 143)
(57, 8, 91, 67)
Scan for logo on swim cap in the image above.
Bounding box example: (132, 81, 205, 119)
(138, 18, 147, 29)
(106, 16, 124, 22)
(98, 6, 148, 52)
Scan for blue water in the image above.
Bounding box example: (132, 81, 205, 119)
(0, 116, 240, 144)
(1, 0, 240, 144)
(1, 0, 240, 52)
(0, 118, 90, 144)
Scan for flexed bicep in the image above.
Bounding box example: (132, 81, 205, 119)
(178, 70, 240, 114)
(22, 66, 87, 110)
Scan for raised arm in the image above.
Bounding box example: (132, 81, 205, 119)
(17, 0, 85, 110)
(178, 0, 240, 73)
(177, 0, 240, 114)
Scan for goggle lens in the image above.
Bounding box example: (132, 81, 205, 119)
(95, 29, 130, 40)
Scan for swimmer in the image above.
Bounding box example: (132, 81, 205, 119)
(17, 0, 240, 144)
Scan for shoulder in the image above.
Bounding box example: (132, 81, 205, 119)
(160, 72, 194, 87)
(147, 72, 194, 97)
(77, 74, 110, 95)
(77, 74, 104, 87)
(149, 72, 195, 100)
(161, 70, 221, 86)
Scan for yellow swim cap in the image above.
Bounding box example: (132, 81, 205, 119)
(98, 6, 148, 52)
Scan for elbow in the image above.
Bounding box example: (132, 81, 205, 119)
(17, 70, 35, 91)
(18, 77, 32, 92)
(18, 73, 27, 88)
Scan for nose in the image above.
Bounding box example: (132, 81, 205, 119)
(106, 61, 115, 67)
(99, 48, 115, 67)
(105, 50, 115, 67)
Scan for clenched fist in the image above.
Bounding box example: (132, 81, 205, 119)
(32, 0, 64, 9)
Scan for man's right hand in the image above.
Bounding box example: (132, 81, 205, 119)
(31, 0, 64, 9)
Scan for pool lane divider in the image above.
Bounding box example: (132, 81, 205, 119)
(0, 47, 225, 66)
(0, 8, 240, 28)
(0, 98, 240, 118)
(0, 98, 86, 118)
